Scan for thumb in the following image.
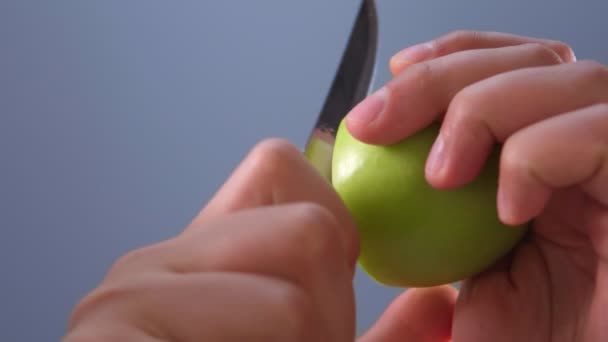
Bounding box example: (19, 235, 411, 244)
(358, 285, 457, 342)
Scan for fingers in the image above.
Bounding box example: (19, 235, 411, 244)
(72, 162, 360, 341)
(174, 204, 349, 276)
(187, 138, 359, 263)
(426, 60, 608, 189)
(497, 103, 608, 225)
(358, 285, 458, 342)
(346, 43, 564, 145)
(70, 272, 324, 341)
(180, 203, 357, 341)
(390, 30, 576, 74)
(177, 139, 360, 341)
(94, 203, 358, 341)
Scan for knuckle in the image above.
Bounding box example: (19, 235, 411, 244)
(294, 203, 343, 257)
(68, 282, 136, 329)
(111, 249, 147, 270)
(197, 236, 249, 272)
(293, 202, 338, 231)
(202, 203, 345, 276)
(250, 138, 300, 163)
(246, 138, 301, 177)
(447, 88, 493, 141)
(107, 243, 165, 277)
(548, 40, 576, 62)
(577, 60, 608, 86)
(521, 43, 562, 64)
(69, 273, 169, 333)
(271, 282, 318, 340)
(439, 30, 478, 44)
(449, 87, 480, 121)
(434, 30, 481, 53)
(501, 137, 530, 175)
(284, 203, 347, 279)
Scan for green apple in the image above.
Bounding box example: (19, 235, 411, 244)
(331, 120, 528, 287)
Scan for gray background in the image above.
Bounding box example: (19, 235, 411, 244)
(1, 1, 606, 341)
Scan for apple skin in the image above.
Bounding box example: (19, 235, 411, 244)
(331, 120, 528, 287)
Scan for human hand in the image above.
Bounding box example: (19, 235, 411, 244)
(345, 30, 608, 341)
(63, 139, 456, 342)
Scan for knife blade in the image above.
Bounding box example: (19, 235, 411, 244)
(304, 0, 378, 181)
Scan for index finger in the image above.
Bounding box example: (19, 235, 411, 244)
(390, 30, 576, 74)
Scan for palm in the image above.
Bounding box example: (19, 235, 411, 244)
(454, 187, 606, 341)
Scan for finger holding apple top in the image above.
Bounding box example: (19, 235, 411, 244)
(343, 32, 607, 222)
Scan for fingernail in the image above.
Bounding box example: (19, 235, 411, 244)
(426, 134, 445, 177)
(346, 87, 387, 126)
(497, 186, 515, 225)
(391, 42, 434, 67)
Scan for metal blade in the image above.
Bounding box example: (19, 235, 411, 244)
(304, 0, 378, 181)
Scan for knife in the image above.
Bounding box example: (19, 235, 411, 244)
(304, 0, 379, 181)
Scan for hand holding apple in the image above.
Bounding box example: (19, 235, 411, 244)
(332, 119, 527, 287)
(342, 30, 608, 342)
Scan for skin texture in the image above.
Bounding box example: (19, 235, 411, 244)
(64, 30, 607, 342)
(346, 30, 608, 341)
(332, 119, 527, 287)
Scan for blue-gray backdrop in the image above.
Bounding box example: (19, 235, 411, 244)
(1, 1, 606, 341)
